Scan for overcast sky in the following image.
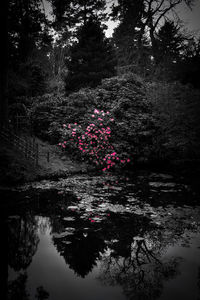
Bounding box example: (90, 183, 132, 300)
(105, 0, 200, 37)
(44, 0, 200, 38)
(176, 0, 200, 35)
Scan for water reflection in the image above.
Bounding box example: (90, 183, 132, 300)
(8, 215, 39, 271)
(3, 172, 200, 299)
(8, 272, 50, 300)
(51, 211, 153, 278)
(8, 273, 30, 300)
(97, 232, 182, 300)
(54, 231, 105, 277)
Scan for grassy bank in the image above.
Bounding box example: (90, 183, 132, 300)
(0, 138, 90, 186)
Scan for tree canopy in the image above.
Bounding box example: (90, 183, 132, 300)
(65, 17, 116, 93)
(0, 0, 199, 127)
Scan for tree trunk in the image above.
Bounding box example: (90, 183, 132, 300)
(149, 15, 159, 64)
(0, 0, 9, 127)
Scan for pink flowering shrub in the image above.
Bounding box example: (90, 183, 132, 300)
(59, 109, 131, 171)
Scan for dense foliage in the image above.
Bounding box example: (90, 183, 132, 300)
(65, 17, 116, 94)
(59, 109, 131, 170)
(30, 74, 152, 165)
(29, 72, 200, 168)
(2, 0, 199, 173)
(146, 81, 200, 161)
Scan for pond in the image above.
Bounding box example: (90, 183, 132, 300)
(1, 171, 200, 300)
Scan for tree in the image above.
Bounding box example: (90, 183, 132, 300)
(174, 37, 200, 88)
(111, 0, 147, 69)
(141, 0, 194, 63)
(8, 0, 49, 63)
(7, 0, 53, 98)
(47, 0, 109, 93)
(50, 0, 75, 31)
(110, 0, 195, 74)
(155, 21, 184, 64)
(50, 0, 107, 31)
(65, 17, 116, 94)
(72, 0, 107, 25)
(48, 30, 71, 93)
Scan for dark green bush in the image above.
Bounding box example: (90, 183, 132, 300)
(146, 81, 200, 161)
(29, 73, 200, 165)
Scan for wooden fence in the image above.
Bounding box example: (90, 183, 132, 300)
(0, 126, 39, 166)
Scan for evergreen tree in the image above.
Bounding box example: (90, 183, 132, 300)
(152, 20, 186, 81)
(51, 0, 75, 31)
(174, 38, 200, 88)
(50, 0, 107, 31)
(7, 0, 53, 98)
(65, 17, 116, 94)
(8, 0, 49, 64)
(72, 0, 107, 25)
(155, 21, 184, 64)
(111, 0, 150, 73)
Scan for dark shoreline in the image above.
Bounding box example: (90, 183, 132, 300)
(1, 157, 200, 189)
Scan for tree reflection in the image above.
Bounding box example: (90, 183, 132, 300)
(7, 273, 29, 300)
(35, 286, 49, 300)
(53, 229, 106, 278)
(51, 211, 153, 278)
(66, 231, 106, 277)
(8, 273, 50, 300)
(97, 235, 180, 300)
(8, 214, 39, 271)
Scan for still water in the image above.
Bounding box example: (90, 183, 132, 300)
(1, 171, 200, 300)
